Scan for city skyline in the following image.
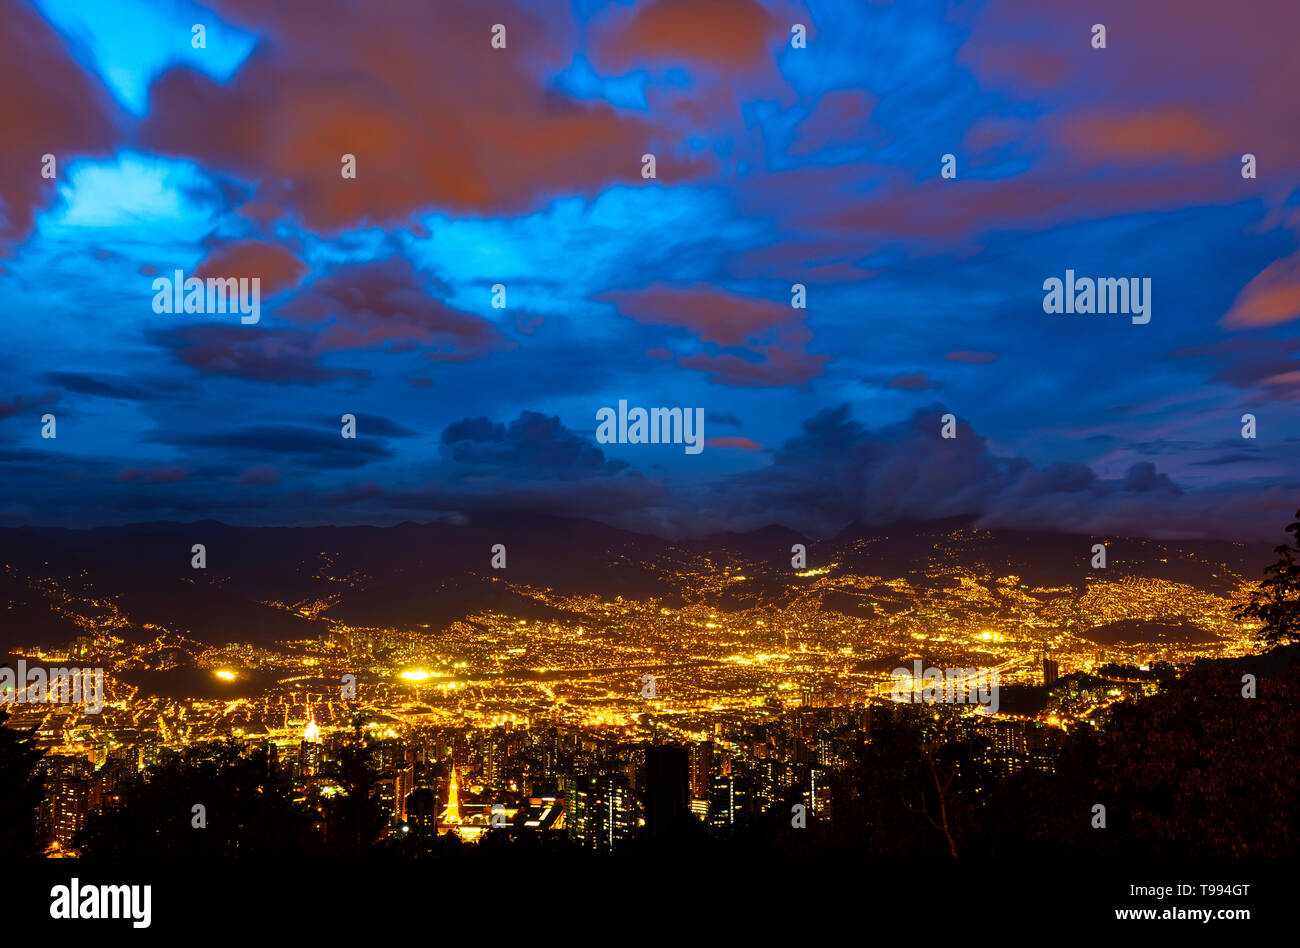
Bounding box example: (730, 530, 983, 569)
(4, 509, 1294, 862)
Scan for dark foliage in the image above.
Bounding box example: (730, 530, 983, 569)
(75, 741, 319, 857)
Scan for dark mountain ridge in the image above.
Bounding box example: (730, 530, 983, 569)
(0, 515, 1274, 649)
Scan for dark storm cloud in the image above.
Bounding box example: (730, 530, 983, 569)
(439, 411, 628, 480)
(278, 258, 507, 360)
(1173, 337, 1300, 400)
(327, 414, 419, 439)
(691, 405, 1289, 542)
(149, 424, 394, 469)
(149, 326, 370, 386)
(42, 372, 159, 402)
(1192, 453, 1266, 467)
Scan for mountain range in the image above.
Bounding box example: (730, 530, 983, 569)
(0, 515, 1272, 650)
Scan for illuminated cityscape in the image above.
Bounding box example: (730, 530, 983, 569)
(1, 517, 1281, 857)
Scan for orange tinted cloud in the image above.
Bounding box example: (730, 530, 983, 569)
(279, 258, 506, 358)
(0, 0, 119, 250)
(790, 89, 877, 156)
(153, 325, 368, 385)
(605, 283, 826, 386)
(1061, 109, 1227, 163)
(1223, 252, 1300, 328)
(593, 0, 777, 71)
(141, 0, 702, 231)
(960, 0, 1300, 168)
(196, 240, 308, 296)
(604, 283, 799, 346)
(679, 344, 827, 387)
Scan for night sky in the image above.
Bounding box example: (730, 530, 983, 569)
(2, 0, 1298, 540)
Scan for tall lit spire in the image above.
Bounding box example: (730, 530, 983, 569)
(303, 706, 320, 743)
(443, 764, 461, 824)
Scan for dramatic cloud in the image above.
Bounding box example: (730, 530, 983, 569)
(700, 406, 1288, 541)
(280, 257, 506, 359)
(439, 411, 628, 480)
(41, 372, 159, 401)
(1223, 250, 1300, 329)
(0, 0, 1296, 539)
(1173, 338, 1300, 400)
(196, 240, 308, 295)
(149, 423, 396, 470)
(0, 0, 119, 250)
(139, 0, 696, 231)
(601, 283, 828, 387)
(151, 325, 370, 385)
(592, 0, 778, 71)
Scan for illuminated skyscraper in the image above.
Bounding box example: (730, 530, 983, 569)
(709, 772, 750, 829)
(442, 764, 461, 825)
(689, 741, 713, 799)
(298, 707, 323, 777)
(406, 786, 438, 834)
(303, 707, 321, 744)
(46, 776, 97, 847)
(566, 774, 633, 852)
(375, 764, 414, 825)
(1043, 657, 1060, 686)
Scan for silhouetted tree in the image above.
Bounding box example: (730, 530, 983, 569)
(1095, 661, 1298, 856)
(0, 704, 45, 857)
(977, 722, 1111, 858)
(984, 660, 1299, 857)
(76, 741, 318, 857)
(323, 716, 386, 857)
(1237, 507, 1300, 647)
(832, 711, 995, 858)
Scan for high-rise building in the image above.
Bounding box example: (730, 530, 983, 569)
(808, 765, 830, 817)
(566, 774, 634, 852)
(688, 740, 713, 799)
(406, 786, 438, 834)
(46, 776, 98, 847)
(708, 772, 747, 829)
(393, 763, 413, 823)
(298, 710, 323, 777)
(374, 763, 414, 825)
